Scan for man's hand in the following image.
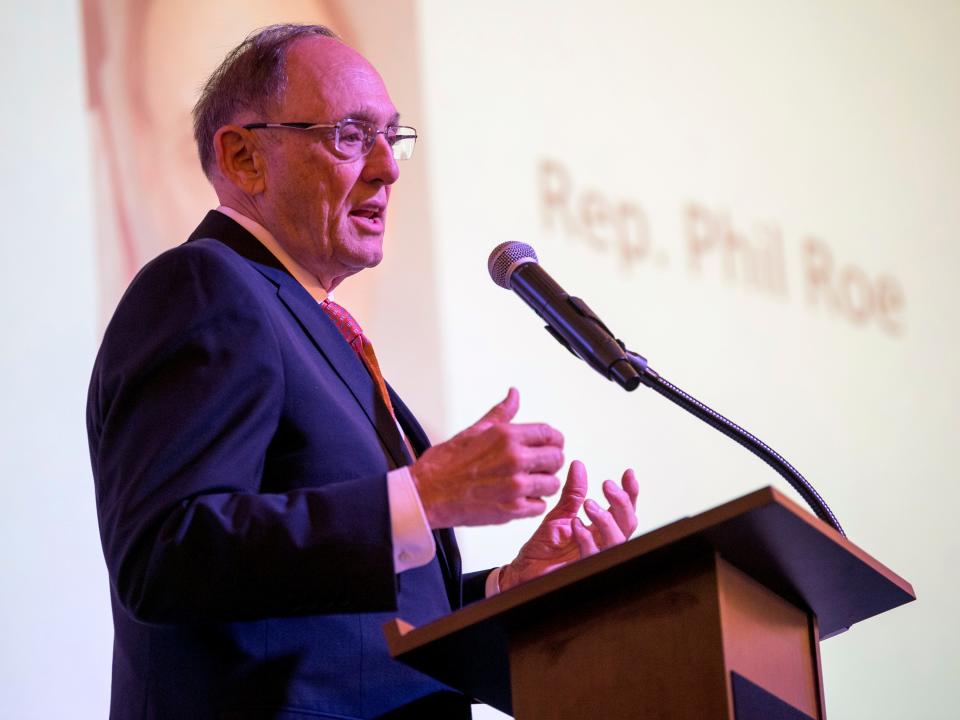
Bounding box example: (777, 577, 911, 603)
(410, 388, 565, 528)
(498, 460, 639, 592)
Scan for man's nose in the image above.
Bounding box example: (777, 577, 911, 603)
(361, 134, 400, 185)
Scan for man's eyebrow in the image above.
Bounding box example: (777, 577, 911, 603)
(342, 109, 402, 126)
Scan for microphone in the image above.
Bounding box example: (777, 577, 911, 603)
(487, 242, 643, 391)
(488, 243, 846, 535)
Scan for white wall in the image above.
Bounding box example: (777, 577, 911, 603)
(0, 2, 112, 718)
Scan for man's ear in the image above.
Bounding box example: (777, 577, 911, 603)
(214, 125, 267, 194)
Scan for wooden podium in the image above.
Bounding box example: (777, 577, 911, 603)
(384, 487, 914, 719)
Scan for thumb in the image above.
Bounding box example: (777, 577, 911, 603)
(473, 387, 520, 429)
(546, 460, 588, 518)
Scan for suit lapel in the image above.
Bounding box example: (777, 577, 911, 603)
(187, 211, 411, 470)
(189, 212, 463, 604)
(276, 283, 411, 470)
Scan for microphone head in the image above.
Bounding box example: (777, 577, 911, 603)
(488, 241, 539, 289)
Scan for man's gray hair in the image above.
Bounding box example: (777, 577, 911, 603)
(192, 23, 339, 178)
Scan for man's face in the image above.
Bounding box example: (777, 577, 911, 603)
(256, 37, 401, 290)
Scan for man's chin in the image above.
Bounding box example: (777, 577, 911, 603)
(337, 243, 384, 273)
(354, 247, 383, 269)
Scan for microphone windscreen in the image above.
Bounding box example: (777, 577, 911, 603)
(487, 241, 539, 289)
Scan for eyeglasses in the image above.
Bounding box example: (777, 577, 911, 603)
(242, 119, 418, 161)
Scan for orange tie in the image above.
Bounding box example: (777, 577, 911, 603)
(320, 299, 398, 419)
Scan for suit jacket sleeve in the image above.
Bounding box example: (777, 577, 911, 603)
(87, 242, 398, 624)
(461, 570, 493, 604)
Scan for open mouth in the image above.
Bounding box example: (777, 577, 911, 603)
(349, 206, 385, 232)
(350, 205, 384, 233)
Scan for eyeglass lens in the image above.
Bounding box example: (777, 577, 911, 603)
(336, 121, 416, 161)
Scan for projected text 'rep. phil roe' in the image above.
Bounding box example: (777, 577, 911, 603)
(539, 158, 905, 336)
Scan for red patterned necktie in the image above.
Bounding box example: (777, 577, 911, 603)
(320, 299, 398, 420)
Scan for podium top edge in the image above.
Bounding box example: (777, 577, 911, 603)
(388, 486, 915, 654)
(760, 486, 914, 593)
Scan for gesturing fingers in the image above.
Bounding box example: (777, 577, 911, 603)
(478, 425, 564, 478)
(512, 422, 565, 448)
(571, 517, 599, 557)
(622, 467, 639, 507)
(518, 444, 565, 475)
(584, 498, 626, 549)
(515, 473, 562, 499)
(603, 470, 639, 538)
(545, 459, 588, 519)
(503, 496, 549, 521)
(411, 387, 572, 528)
(471, 387, 520, 432)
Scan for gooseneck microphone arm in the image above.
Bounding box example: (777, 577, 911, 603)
(487, 241, 845, 537)
(625, 354, 845, 536)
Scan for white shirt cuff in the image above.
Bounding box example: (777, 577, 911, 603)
(387, 466, 436, 573)
(485, 566, 505, 597)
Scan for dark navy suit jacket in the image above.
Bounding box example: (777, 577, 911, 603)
(87, 211, 486, 719)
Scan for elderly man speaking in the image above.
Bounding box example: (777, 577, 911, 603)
(87, 24, 639, 719)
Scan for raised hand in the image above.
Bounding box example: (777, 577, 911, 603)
(410, 388, 565, 528)
(498, 460, 639, 592)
